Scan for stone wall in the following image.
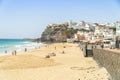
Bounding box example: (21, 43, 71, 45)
(93, 49, 120, 80)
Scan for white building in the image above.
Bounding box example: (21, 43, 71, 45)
(68, 21, 95, 31)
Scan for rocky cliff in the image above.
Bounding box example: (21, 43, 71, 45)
(41, 22, 78, 42)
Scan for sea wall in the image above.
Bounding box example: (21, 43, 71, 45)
(93, 49, 120, 80)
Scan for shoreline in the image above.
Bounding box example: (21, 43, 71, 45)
(0, 42, 46, 57)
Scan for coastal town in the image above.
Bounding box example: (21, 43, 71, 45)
(71, 21, 119, 47)
(41, 21, 120, 49)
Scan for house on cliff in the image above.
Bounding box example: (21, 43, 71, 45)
(68, 21, 95, 31)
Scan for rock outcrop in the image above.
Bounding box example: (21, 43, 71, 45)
(41, 22, 78, 42)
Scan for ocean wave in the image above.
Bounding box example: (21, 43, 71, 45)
(0, 45, 11, 48)
(14, 45, 23, 48)
(0, 42, 43, 55)
(22, 41, 31, 44)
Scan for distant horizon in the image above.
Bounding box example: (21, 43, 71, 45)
(0, 0, 120, 38)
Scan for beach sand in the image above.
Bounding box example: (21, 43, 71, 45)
(0, 43, 110, 80)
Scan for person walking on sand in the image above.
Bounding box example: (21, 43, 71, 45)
(12, 51, 14, 56)
(12, 50, 17, 56)
(5, 50, 7, 54)
(101, 43, 104, 49)
(25, 48, 27, 52)
(14, 50, 17, 56)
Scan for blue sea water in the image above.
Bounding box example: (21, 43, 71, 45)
(0, 39, 32, 54)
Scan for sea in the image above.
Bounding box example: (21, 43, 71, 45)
(0, 39, 43, 56)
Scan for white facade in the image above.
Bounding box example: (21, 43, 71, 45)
(115, 23, 120, 36)
(68, 21, 95, 31)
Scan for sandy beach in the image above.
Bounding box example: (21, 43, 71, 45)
(0, 43, 110, 80)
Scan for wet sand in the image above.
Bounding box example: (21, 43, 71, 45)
(0, 43, 110, 80)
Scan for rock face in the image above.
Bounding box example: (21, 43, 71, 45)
(41, 23, 68, 42)
(41, 22, 79, 42)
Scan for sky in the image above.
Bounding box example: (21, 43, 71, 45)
(0, 0, 120, 39)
